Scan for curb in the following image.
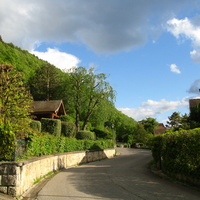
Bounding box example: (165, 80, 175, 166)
(0, 193, 14, 200)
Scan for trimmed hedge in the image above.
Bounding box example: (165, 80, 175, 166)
(76, 131, 96, 140)
(25, 132, 114, 157)
(61, 122, 76, 138)
(41, 118, 61, 136)
(30, 120, 41, 132)
(151, 128, 200, 179)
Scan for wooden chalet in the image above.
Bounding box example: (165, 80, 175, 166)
(153, 123, 166, 135)
(31, 100, 66, 120)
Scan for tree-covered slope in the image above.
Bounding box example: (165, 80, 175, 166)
(0, 37, 48, 81)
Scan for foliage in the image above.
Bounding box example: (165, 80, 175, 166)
(0, 64, 33, 138)
(63, 67, 115, 131)
(60, 115, 75, 123)
(0, 38, 140, 148)
(61, 121, 76, 138)
(133, 124, 153, 145)
(113, 110, 137, 142)
(93, 128, 113, 139)
(76, 131, 96, 140)
(151, 129, 200, 179)
(41, 118, 61, 136)
(30, 120, 41, 132)
(29, 63, 63, 101)
(139, 117, 158, 134)
(189, 105, 200, 128)
(0, 122, 16, 161)
(166, 112, 190, 130)
(25, 132, 114, 157)
(0, 39, 47, 81)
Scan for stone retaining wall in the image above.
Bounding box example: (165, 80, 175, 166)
(0, 148, 116, 197)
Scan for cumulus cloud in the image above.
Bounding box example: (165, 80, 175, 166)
(166, 17, 200, 63)
(0, 0, 195, 53)
(31, 48, 81, 70)
(166, 18, 200, 47)
(169, 64, 181, 74)
(118, 98, 188, 121)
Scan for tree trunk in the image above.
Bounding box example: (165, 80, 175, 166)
(75, 107, 80, 134)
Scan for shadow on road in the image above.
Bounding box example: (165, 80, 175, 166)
(38, 148, 200, 200)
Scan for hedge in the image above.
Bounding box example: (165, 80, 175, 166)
(151, 128, 200, 179)
(30, 120, 41, 132)
(41, 118, 61, 136)
(61, 122, 76, 138)
(76, 131, 96, 140)
(25, 132, 114, 158)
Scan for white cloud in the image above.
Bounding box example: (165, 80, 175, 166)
(166, 18, 200, 47)
(170, 64, 181, 74)
(31, 48, 81, 70)
(118, 98, 188, 121)
(0, 0, 196, 53)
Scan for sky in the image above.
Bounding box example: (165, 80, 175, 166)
(1, 0, 200, 124)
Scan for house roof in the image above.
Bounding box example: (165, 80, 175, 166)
(153, 123, 166, 135)
(31, 100, 66, 115)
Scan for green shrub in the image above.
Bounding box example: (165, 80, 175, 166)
(41, 118, 61, 136)
(25, 132, 114, 158)
(76, 131, 96, 140)
(0, 122, 16, 161)
(151, 129, 200, 178)
(93, 128, 113, 139)
(30, 120, 41, 132)
(60, 115, 75, 123)
(61, 122, 76, 138)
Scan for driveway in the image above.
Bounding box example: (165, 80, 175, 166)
(37, 148, 200, 200)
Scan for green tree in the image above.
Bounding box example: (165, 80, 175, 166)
(29, 64, 63, 101)
(189, 105, 200, 128)
(138, 117, 158, 134)
(112, 110, 137, 142)
(132, 124, 153, 146)
(0, 64, 33, 138)
(64, 67, 115, 132)
(166, 112, 190, 130)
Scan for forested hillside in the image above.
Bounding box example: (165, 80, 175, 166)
(0, 38, 145, 144)
(0, 36, 50, 80)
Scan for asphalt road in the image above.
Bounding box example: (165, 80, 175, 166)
(37, 148, 200, 200)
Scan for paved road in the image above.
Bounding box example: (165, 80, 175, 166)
(37, 148, 200, 200)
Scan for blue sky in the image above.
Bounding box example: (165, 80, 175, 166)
(1, 0, 200, 123)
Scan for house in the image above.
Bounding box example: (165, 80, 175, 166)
(31, 100, 66, 120)
(153, 123, 166, 135)
(189, 98, 200, 111)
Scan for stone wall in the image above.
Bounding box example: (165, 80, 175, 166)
(0, 148, 116, 197)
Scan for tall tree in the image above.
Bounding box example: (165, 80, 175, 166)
(0, 64, 32, 138)
(166, 112, 182, 130)
(138, 117, 158, 134)
(65, 67, 115, 132)
(29, 64, 62, 101)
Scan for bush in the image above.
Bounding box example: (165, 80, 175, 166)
(0, 122, 16, 161)
(61, 122, 76, 138)
(93, 128, 113, 139)
(151, 129, 200, 179)
(30, 120, 41, 132)
(41, 118, 61, 136)
(25, 132, 114, 158)
(60, 115, 75, 123)
(76, 131, 96, 140)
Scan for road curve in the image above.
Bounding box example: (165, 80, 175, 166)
(37, 148, 200, 200)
